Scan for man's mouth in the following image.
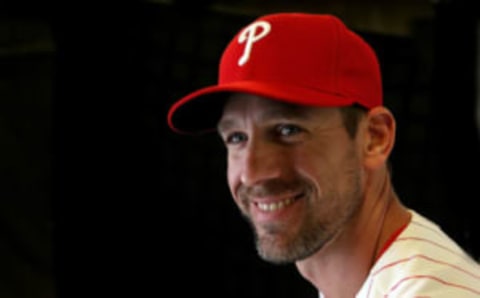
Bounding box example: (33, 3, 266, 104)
(254, 193, 304, 212)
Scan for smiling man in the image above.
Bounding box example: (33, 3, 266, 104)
(167, 12, 480, 298)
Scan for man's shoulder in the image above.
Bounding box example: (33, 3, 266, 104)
(357, 210, 480, 297)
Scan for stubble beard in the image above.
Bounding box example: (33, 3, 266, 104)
(239, 168, 363, 264)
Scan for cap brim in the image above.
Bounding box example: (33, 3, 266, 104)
(167, 81, 356, 135)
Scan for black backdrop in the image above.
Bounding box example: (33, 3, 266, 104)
(1, 0, 475, 297)
(53, 2, 479, 298)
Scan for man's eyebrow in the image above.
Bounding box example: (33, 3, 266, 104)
(218, 107, 309, 126)
(260, 105, 313, 121)
(217, 118, 236, 133)
(217, 105, 319, 133)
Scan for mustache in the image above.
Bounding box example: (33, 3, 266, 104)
(237, 178, 311, 199)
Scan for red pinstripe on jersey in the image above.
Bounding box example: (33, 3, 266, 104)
(360, 211, 480, 298)
(386, 275, 480, 296)
(372, 254, 480, 280)
(394, 236, 476, 262)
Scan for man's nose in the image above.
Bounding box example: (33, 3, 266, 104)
(239, 139, 285, 187)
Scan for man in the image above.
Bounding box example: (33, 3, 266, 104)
(167, 12, 480, 297)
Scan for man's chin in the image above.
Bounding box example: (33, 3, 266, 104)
(255, 235, 297, 264)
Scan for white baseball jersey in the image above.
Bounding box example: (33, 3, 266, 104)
(319, 210, 480, 297)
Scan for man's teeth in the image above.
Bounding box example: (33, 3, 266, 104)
(257, 197, 296, 212)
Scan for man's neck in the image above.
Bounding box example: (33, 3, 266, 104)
(294, 178, 411, 297)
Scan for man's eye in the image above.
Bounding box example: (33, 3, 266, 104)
(276, 124, 302, 136)
(225, 132, 248, 145)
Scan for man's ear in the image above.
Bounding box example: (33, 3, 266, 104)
(363, 106, 396, 170)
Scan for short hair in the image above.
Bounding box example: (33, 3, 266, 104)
(339, 104, 368, 139)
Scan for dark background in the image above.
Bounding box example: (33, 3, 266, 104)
(1, 0, 479, 297)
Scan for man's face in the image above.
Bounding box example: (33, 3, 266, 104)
(217, 93, 365, 263)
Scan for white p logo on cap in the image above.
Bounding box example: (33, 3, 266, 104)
(237, 20, 271, 66)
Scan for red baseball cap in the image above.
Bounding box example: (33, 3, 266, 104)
(167, 12, 382, 134)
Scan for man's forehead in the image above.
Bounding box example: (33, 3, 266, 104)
(223, 93, 339, 119)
